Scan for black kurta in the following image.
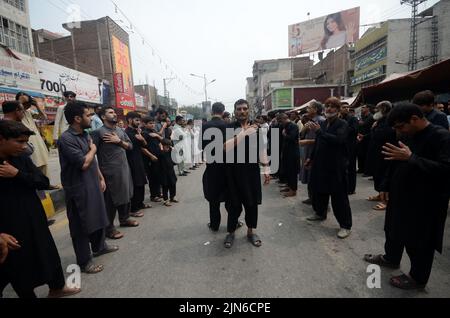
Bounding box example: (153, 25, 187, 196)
(58, 128, 109, 236)
(159, 151, 177, 187)
(225, 122, 263, 208)
(281, 122, 300, 189)
(381, 125, 450, 253)
(310, 118, 349, 194)
(365, 117, 397, 192)
(201, 117, 227, 203)
(0, 156, 62, 291)
(125, 127, 148, 187)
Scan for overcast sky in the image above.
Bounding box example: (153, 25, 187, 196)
(30, 0, 440, 111)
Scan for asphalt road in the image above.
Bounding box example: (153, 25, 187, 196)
(3, 166, 450, 298)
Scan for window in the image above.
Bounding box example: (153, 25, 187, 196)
(0, 16, 31, 55)
(3, 0, 26, 12)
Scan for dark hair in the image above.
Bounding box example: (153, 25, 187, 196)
(126, 112, 141, 121)
(212, 102, 225, 115)
(15, 92, 31, 101)
(321, 13, 346, 49)
(161, 138, 172, 147)
(99, 106, 115, 119)
(388, 102, 425, 127)
(413, 90, 435, 106)
(156, 108, 168, 116)
(234, 99, 249, 110)
(175, 116, 184, 123)
(223, 112, 231, 119)
(309, 101, 324, 115)
(142, 117, 155, 124)
(0, 120, 35, 139)
(2, 101, 22, 114)
(324, 97, 342, 110)
(187, 119, 194, 125)
(64, 101, 88, 125)
(63, 91, 77, 98)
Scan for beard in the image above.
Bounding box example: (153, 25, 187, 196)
(373, 112, 383, 121)
(325, 112, 338, 119)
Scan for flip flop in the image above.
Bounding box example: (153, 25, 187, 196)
(106, 231, 124, 240)
(368, 195, 382, 202)
(390, 274, 426, 290)
(224, 234, 235, 249)
(364, 254, 400, 269)
(120, 220, 139, 228)
(93, 245, 119, 258)
(373, 203, 387, 211)
(81, 262, 104, 274)
(247, 234, 262, 247)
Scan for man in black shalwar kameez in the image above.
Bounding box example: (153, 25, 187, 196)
(223, 99, 271, 249)
(0, 120, 80, 298)
(58, 102, 118, 274)
(365, 103, 450, 290)
(125, 112, 150, 214)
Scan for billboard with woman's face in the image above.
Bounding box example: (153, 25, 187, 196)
(289, 7, 360, 56)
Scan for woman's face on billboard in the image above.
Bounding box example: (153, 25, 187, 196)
(326, 18, 338, 33)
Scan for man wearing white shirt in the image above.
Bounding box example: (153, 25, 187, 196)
(53, 91, 76, 145)
(171, 116, 189, 177)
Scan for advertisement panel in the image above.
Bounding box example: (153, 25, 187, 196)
(0, 47, 41, 92)
(36, 58, 101, 104)
(289, 7, 360, 56)
(355, 46, 387, 72)
(112, 35, 135, 110)
(351, 66, 385, 86)
(273, 88, 292, 109)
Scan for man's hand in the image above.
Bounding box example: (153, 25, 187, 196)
(0, 161, 19, 178)
(382, 142, 412, 161)
(242, 125, 259, 137)
(0, 233, 21, 251)
(0, 235, 8, 264)
(150, 155, 159, 162)
(103, 133, 121, 145)
(304, 159, 312, 170)
(150, 133, 162, 139)
(282, 129, 287, 137)
(89, 139, 97, 153)
(135, 134, 145, 142)
(306, 122, 320, 132)
(99, 178, 106, 193)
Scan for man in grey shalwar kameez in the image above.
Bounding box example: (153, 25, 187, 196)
(59, 102, 119, 273)
(91, 107, 139, 240)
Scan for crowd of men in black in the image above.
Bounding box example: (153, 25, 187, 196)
(0, 90, 449, 297)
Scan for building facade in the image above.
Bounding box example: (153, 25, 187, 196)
(0, 0, 33, 55)
(33, 17, 136, 110)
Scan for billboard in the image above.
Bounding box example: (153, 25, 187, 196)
(289, 7, 360, 56)
(272, 88, 293, 109)
(36, 58, 102, 104)
(112, 35, 136, 110)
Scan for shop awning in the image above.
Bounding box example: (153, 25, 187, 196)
(0, 86, 45, 98)
(352, 58, 450, 107)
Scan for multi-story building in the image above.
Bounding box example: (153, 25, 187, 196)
(251, 56, 314, 115)
(351, 0, 450, 95)
(33, 17, 136, 111)
(0, 0, 33, 55)
(135, 84, 159, 110)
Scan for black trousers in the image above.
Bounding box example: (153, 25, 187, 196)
(162, 183, 176, 201)
(104, 190, 130, 236)
(147, 163, 162, 199)
(312, 190, 353, 230)
(131, 185, 145, 212)
(347, 152, 357, 193)
(357, 139, 370, 172)
(0, 263, 65, 299)
(384, 234, 436, 286)
(226, 202, 258, 233)
(286, 159, 299, 191)
(71, 229, 106, 268)
(209, 201, 222, 231)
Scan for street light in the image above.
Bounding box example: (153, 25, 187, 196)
(163, 77, 176, 101)
(190, 73, 216, 103)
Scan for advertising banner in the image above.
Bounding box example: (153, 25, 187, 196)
(355, 46, 387, 72)
(289, 7, 360, 56)
(273, 88, 293, 109)
(112, 35, 135, 110)
(351, 66, 385, 86)
(36, 58, 101, 104)
(0, 47, 41, 92)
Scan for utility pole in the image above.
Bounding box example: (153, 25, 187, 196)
(401, 0, 427, 71)
(163, 77, 176, 104)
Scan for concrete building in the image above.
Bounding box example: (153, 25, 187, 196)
(0, 0, 33, 56)
(351, 0, 450, 95)
(33, 17, 136, 110)
(309, 45, 355, 96)
(251, 56, 314, 115)
(135, 84, 159, 110)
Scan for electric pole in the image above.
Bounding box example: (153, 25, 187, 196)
(401, 0, 427, 71)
